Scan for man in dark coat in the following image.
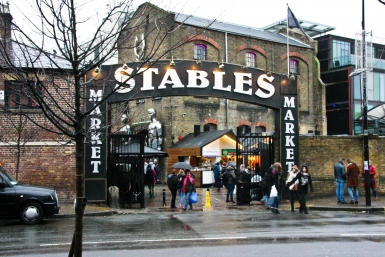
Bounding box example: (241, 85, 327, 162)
(346, 159, 360, 204)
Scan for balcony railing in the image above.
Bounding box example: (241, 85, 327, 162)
(332, 55, 385, 70)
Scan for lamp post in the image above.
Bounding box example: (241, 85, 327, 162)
(361, 0, 371, 206)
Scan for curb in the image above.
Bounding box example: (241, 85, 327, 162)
(52, 211, 118, 218)
(309, 206, 384, 212)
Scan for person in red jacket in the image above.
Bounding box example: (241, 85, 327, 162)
(362, 161, 378, 200)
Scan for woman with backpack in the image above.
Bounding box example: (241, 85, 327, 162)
(182, 169, 196, 211)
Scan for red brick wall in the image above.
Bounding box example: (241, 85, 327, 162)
(0, 145, 76, 200)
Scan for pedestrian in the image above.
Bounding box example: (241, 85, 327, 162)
(346, 159, 360, 204)
(287, 165, 313, 214)
(167, 169, 179, 208)
(182, 169, 196, 211)
(286, 165, 299, 212)
(177, 169, 185, 208)
(145, 161, 156, 198)
(362, 160, 378, 200)
(213, 162, 222, 192)
(153, 159, 160, 184)
(334, 157, 347, 204)
(265, 162, 283, 214)
(225, 167, 236, 203)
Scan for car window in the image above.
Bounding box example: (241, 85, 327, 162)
(0, 168, 18, 185)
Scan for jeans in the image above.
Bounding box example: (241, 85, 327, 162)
(265, 195, 274, 208)
(348, 186, 359, 202)
(271, 195, 280, 209)
(226, 183, 235, 201)
(298, 193, 307, 211)
(178, 189, 185, 206)
(184, 192, 193, 210)
(336, 179, 346, 202)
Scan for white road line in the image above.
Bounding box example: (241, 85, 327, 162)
(40, 236, 248, 247)
(340, 234, 385, 237)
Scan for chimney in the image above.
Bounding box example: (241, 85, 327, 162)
(194, 125, 200, 137)
(0, 3, 13, 40)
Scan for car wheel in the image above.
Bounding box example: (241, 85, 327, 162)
(19, 202, 44, 225)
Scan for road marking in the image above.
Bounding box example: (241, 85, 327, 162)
(40, 236, 248, 247)
(340, 234, 385, 237)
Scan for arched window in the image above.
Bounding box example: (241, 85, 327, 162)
(245, 52, 256, 67)
(194, 44, 206, 60)
(289, 59, 299, 74)
(255, 126, 266, 134)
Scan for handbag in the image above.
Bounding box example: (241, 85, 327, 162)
(293, 184, 298, 191)
(190, 192, 198, 204)
(270, 185, 278, 198)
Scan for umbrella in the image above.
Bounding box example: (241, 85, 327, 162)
(227, 161, 237, 167)
(171, 162, 193, 170)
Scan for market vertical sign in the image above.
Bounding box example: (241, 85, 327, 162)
(281, 95, 299, 172)
(84, 86, 107, 200)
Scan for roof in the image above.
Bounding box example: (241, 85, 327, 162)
(1, 40, 72, 70)
(356, 103, 385, 122)
(169, 129, 236, 149)
(174, 13, 311, 49)
(263, 18, 335, 37)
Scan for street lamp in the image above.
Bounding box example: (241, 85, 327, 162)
(349, 0, 371, 206)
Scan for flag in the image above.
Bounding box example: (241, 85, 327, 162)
(287, 7, 310, 40)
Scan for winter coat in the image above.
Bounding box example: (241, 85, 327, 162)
(176, 174, 185, 190)
(287, 172, 314, 195)
(263, 166, 280, 196)
(362, 164, 377, 188)
(286, 170, 299, 191)
(227, 170, 236, 185)
(334, 161, 346, 180)
(182, 174, 196, 193)
(346, 162, 360, 187)
(213, 163, 221, 180)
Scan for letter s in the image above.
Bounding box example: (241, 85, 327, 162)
(255, 74, 275, 98)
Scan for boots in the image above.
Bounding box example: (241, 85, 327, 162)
(291, 203, 295, 212)
(304, 207, 309, 214)
(299, 207, 303, 214)
(274, 208, 280, 214)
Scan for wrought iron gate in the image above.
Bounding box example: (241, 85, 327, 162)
(235, 134, 274, 205)
(108, 134, 145, 208)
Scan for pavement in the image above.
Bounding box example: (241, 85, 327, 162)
(55, 184, 384, 218)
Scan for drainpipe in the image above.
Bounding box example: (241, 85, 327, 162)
(225, 32, 229, 129)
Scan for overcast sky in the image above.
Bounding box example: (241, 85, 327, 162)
(8, 0, 385, 45)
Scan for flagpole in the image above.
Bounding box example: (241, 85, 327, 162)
(287, 4, 290, 76)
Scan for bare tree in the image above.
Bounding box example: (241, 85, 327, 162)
(0, 1, 211, 256)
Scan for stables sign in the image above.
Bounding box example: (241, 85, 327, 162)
(84, 60, 299, 200)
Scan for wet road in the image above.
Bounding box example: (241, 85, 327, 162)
(2, 209, 385, 256)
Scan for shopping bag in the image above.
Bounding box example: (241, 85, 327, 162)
(190, 192, 198, 204)
(270, 185, 278, 198)
(233, 185, 237, 194)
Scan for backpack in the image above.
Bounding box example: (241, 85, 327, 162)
(222, 171, 230, 185)
(146, 166, 154, 181)
(167, 175, 177, 190)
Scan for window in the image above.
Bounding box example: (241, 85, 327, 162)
(5, 81, 42, 110)
(255, 126, 266, 133)
(245, 52, 256, 67)
(289, 59, 299, 74)
(194, 44, 206, 60)
(332, 40, 352, 67)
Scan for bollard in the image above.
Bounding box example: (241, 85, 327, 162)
(205, 188, 211, 208)
(163, 189, 166, 207)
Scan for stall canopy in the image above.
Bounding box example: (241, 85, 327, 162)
(115, 142, 168, 157)
(169, 129, 237, 155)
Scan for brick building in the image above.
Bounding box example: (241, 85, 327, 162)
(109, 2, 325, 181)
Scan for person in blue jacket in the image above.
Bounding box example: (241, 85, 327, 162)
(213, 162, 222, 192)
(334, 158, 347, 203)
